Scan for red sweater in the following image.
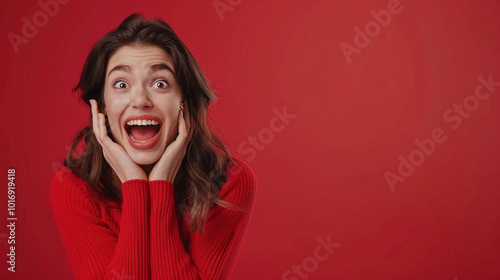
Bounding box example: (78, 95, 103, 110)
(50, 157, 256, 280)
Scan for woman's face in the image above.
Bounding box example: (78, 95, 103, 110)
(103, 44, 183, 166)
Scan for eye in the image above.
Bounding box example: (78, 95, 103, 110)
(113, 81, 128, 89)
(152, 80, 169, 89)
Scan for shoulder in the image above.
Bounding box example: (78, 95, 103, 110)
(227, 156, 256, 186)
(49, 166, 99, 215)
(50, 166, 88, 196)
(219, 156, 257, 209)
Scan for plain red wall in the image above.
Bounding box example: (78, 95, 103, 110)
(1, 0, 500, 279)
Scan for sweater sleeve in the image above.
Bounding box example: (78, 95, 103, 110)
(49, 168, 151, 280)
(149, 160, 256, 280)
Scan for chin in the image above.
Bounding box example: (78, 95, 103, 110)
(128, 150, 162, 165)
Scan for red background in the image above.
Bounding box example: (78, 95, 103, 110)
(1, 0, 500, 279)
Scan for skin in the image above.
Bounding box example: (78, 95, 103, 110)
(89, 45, 193, 187)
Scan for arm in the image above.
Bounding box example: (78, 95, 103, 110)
(149, 161, 256, 280)
(50, 168, 151, 280)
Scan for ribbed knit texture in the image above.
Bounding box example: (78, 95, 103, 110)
(50, 157, 256, 280)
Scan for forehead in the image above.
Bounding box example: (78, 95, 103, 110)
(106, 45, 174, 74)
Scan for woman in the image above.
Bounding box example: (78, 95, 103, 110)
(50, 13, 256, 280)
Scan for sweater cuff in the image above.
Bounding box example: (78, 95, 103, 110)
(121, 179, 149, 201)
(148, 180, 174, 187)
(149, 180, 175, 196)
(149, 180, 175, 210)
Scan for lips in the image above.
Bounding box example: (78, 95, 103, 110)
(123, 115, 162, 150)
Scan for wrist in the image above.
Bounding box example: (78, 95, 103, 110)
(127, 175, 148, 181)
(148, 179, 175, 188)
(148, 176, 172, 182)
(148, 172, 174, 182)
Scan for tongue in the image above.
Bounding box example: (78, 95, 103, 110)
(129, 126, 158, 141)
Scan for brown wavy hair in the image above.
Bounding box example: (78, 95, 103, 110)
(64, 13, 233, 233)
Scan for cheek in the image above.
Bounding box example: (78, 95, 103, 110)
(165, 109, 179, 131)
(107, 97, 129, 112)
(163, 97, 182, 122)
(162, 104, 181, 139)
(104, 95, 128, 132)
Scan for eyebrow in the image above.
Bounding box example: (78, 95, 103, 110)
(149, 63, 175, 75)
(107, 63, 175, 77)
(108, 64, 132, 77)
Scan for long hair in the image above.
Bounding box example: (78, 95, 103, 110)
(64, 13, 233, 233)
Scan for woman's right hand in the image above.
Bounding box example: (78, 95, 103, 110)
(90, 99, 147, 183)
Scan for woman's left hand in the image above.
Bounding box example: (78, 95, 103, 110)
(148, 100, 194, 182)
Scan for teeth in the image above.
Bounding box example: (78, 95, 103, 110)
(126, 120, 160, 126)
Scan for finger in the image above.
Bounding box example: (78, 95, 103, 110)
(98, 113, 108, 141)
(183, 99, 190, 130)
(183, 100, 194, 141)
(90, 100, 101, 143)
(98, 113, 117, 152)
(178, 106, 188, 140)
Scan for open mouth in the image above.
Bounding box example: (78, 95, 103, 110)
(123, 116, 163, 150)
(125, 120, 161, 142)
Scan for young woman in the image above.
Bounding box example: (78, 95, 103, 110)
(50, 13, 256, 280)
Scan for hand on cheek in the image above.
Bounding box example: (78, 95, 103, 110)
(148, 100, 194, 182)
(90, 99, 147, 183)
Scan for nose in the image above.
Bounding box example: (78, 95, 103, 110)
(130, 86, 153, 108)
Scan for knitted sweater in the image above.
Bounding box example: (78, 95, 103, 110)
(49, 157, 256, 280)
